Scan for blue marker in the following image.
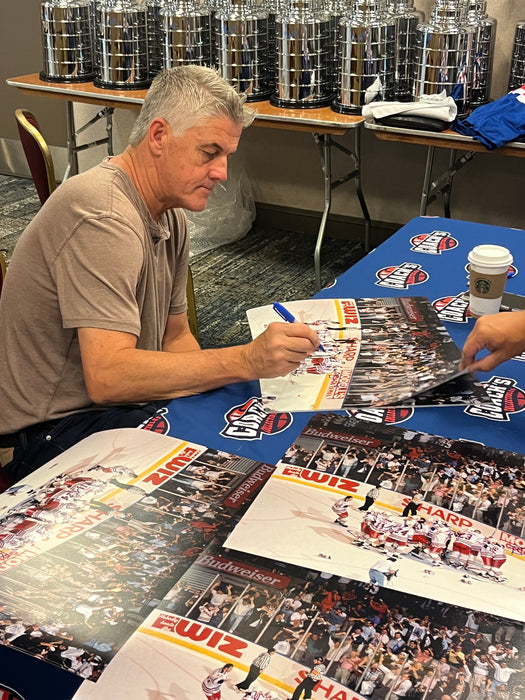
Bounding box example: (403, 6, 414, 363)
(273, 301, 296, 323)
(272, 302, 325, 351)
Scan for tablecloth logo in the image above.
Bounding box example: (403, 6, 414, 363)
(432, 295, 470, 323)
(140, 406, 170, 434)
(221, 397, 293, 440)
(0, 684, 26, 700)
(464, 376, 525, 421)
(410, 230, 458, 254)
(375, 262, 429, 289)
(347, 407, 414, 424)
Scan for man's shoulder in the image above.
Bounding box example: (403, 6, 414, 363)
(55, 162, 138, 217)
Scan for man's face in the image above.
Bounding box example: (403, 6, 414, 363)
(160, 117, 242, 212)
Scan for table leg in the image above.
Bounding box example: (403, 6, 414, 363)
(353, 125, 371, 253)
(64, 100, 78, 180)
(106, 108, 114, 156)
(442, 148, 456, 218)
(314, 133, 332, 291)
(63, 103, 114, 180)
(420, 148, 477, 217)
(420, 145, 435, 216)
(313, 126, 372, 290)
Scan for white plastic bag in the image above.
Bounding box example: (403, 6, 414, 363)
(185, 162, 256, 257)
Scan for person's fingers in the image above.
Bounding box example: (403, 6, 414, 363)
(280, 321, 320, 351)
(466, 351, 512, 374)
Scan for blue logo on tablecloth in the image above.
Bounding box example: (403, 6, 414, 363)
(347, 407, 414, 424)
(432, 294, 470, 323)
(376, 262, 429, 289)
(0, 684, 27, 700)
(140, 406, 170, 434)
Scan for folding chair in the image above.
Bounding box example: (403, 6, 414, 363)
(15, 108, 57, 204)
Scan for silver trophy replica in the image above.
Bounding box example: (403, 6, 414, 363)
(41, 0, 95, 82)
(332, 0, 396, 114)
(388, 0, 424, 101)
(94, 0, 151, 89)
(272, 0, 333, 108)
(413, 0, 475, 117)
(261, 0, 279, 93)
(214, 0, 272, 101)
(508, 19, 525, 92)
(146, 0, 165, 77)
(462, 0, 496, 108)
(159, 0, 213, 70)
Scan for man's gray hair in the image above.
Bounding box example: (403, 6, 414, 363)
(129, 66, 255, 145)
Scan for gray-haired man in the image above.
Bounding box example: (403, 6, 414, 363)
(0, 66, 320, 481)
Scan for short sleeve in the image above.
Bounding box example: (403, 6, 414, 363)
(55, 216, 144, 336)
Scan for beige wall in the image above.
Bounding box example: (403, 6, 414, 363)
(1, 0, 524, 229)
(0, 0, 66, 143)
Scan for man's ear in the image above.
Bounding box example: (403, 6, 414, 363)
(148, 118, 171, 155)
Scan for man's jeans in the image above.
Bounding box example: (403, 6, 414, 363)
(3, 401, 166, 483)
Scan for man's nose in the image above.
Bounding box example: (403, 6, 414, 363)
(210, 155, 228, 182)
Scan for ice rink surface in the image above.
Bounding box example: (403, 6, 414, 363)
(72, 626, 328, 700)
(225, 475, 525, 623)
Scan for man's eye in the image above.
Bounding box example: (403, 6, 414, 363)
(202, 150, 217, 160)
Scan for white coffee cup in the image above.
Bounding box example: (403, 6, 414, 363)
(468, 244, 513, 318)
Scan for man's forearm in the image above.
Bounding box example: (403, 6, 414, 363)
(84, 344, 254, 404)
(79, 321, 320, 405)
(162, 327, 201, 353)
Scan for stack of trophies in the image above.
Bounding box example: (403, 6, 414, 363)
(509, 20, 525, 92)
(40, 0, 520, 116)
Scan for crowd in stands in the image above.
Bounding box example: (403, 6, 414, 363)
(0, 451, 242, 679)
(177, 569, 524, 700)
(281, 426, 525, 538)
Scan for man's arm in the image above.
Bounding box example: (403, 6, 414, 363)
(78, 319, 319, 404)
(162, 312, 201, 353)
(460, 310, 525, 372)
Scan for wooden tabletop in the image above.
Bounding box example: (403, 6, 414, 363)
(7, 74, 363, 135)
(364, 118, 525, 157)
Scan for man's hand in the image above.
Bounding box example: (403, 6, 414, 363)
(240, 321, 321, 378)
(78, 319, 320, 404)
(460, 310, 525, 372)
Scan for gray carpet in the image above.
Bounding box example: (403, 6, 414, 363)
(0, 174, 365, 348)
(0, 175, 45, 259)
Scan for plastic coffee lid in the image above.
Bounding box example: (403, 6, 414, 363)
(468, 244, 513, 266)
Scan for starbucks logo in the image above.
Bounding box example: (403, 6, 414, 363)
(475, 278, 491, 295)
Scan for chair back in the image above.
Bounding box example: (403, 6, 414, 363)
(15, 108, 57, 205)
(186, 265, 199, 341)
(0, 250, 6, 300)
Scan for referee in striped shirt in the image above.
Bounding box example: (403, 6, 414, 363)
(235, 649, 275, 692)
(288, 657, 326, 699)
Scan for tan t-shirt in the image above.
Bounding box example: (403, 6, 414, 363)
(0, 160, 189, 434)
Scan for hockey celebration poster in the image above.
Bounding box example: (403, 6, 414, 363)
(71, 537, 525, 700)
(0, 428, 274, 685)
(225, 412, 525, 622)
(246, 298, 486, 412)
(74, 418, 525, 699)
(0, 426, 524, 699)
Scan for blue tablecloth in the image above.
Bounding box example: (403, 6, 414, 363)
(163, 216, 525, 460)
(4, 216, 525, 700)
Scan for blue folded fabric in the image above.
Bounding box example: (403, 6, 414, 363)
(452, 87, 525, 149)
